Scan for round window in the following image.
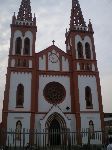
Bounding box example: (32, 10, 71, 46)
(43, 82, 66, 104)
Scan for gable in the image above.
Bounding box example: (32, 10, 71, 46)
(36, 45, 70, 72)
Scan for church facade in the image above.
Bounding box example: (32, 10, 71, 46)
(2, 0, 104, 144)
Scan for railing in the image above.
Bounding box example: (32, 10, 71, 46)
(0, 128, 109, 150)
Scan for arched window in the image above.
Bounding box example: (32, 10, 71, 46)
(15, 37, 22, 54)
(16, 84, 24, 107)
(77, 42, 83, 59)
(85, 86, 93, 108)
(85, 42, 91, 59)
(24, 38, 30, 55)
(15, 121, 22, 140)
(89, 120, 95, 139)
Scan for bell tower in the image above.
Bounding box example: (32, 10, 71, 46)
(2, 0, 37, 132)
(65, 0, 104, 134)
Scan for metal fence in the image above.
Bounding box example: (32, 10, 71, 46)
(0, 128, 109, 150)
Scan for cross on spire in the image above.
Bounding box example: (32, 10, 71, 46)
(17, 0, 32, 21)
(70, 0, 86, 29)
(52, 40, 55, 45)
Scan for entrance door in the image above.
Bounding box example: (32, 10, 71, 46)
(49, 119, 61, 145)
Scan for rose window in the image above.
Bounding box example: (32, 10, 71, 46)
(43, 82, 66, 104)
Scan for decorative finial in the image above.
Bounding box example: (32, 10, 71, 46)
(12, 12, 16, 24)
(66, 28, 67, 33)
(88, 19, 94, 33)
(52, 40, 55, 45)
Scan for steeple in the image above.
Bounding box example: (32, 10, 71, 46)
(17, 0, 32, 21)
(11, 0, 36, 26)
(70, 0, 86, 29)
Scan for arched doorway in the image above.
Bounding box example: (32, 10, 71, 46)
(49, 119, 61, 145)
(45, 112, 67, 146)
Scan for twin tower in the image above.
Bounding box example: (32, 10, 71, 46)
(2, 0, 104, 145)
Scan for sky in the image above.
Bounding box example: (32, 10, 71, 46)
(0, 0, 112, 122)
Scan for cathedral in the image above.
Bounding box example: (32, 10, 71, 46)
(1, 0, 104, 145)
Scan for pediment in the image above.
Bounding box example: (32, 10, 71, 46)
(37, 45, 68, 57)
(37, 45, 70, 72)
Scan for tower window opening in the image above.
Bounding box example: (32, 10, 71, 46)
(77, 42, 83, 58)
(24, 38, 30, 55)
(85, 42, 91, 59)
(16, 84, 24, 107)
(85, 86, 93, 108)
(15, 37, 22, 55)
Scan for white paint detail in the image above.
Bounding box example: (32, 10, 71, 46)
(67, 44, 70, 51)
(11, 59, 15, 67)
(62, 56, 69, 71)
(15, 20, 33, 26)
(29, 60, 32, 68)
(78, 75, 99, 111)
(39, 55, 46, 70)
(9, 72, 32, 110)
(92, 64, 95, 71)
(74, 26, 88, 31)
(77, 63, 80, 70)
(68, 114, 76, 132)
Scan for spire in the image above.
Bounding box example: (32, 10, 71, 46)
(70, 0, 86, 29)
(12, 12, 16, 24)
(17, 0, 32, 21)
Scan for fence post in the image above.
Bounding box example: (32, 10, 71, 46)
(88, 128, 90, 145)
(29, 129, 34, 146)
(67, 129, 71, 150)
(76, 129, 82, 145)
(23, 128, 25, 148)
